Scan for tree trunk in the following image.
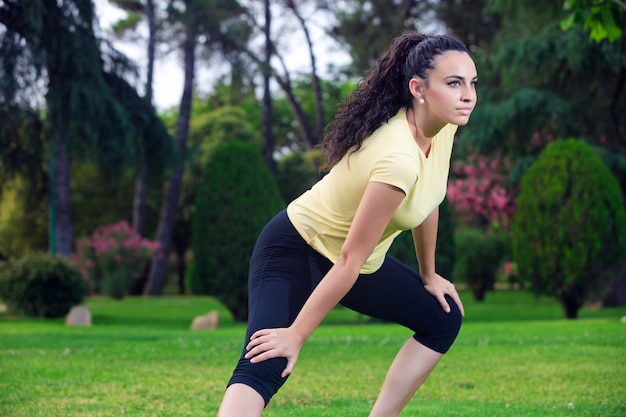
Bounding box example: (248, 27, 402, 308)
(262, 0, 275, 173)
(131, 0, 157, 236)
(144, 9, 196, 295)
(176, 245, 186, 295)
(560, 294, 581, 319)
(55, 140, 73, 256)
(285, 0, 324, 140)
(132, 156, 148, 234)
(603, 262, 626, 307)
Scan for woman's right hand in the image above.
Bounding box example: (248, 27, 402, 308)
(245, 327, 303, 378)
(422, 272, 465, 316)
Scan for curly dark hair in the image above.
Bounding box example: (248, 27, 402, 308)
(320, 32, 471, 169)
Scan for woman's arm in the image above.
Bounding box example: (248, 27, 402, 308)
(245, 181, 406, 377)
(412, 206, 439, 279)
(412, 206, 464, 315)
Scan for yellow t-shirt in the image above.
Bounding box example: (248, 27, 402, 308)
(287, 107, 458, 273)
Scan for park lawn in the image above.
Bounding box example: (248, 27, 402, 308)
(0, 292, 625, 417)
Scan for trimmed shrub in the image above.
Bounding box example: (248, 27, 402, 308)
(187, 141, 284, 321)
(452, 227, 510, 301)
(512, 139, 626, 318)
(0, 253, 89, 318)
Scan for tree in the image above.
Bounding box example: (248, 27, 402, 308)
(433, 0, 501, 50)
(0, 108, 47, 257)
(187, 141, 284, 321)
(171, 103, 261, 294)
(144, 0, 198, 295)
(222, 1, 331, 151)
(0, 174, 48, 256)
(321, 0, 433, 74)
(459, 0, 625, 160)
(108, 0, 164, 236)
(512, 139, 626, 319)
(144, 0, 250, 294)
(560, 0, 625, 42)
(261, 0, 275, 173)
(0, 0, 172, 257)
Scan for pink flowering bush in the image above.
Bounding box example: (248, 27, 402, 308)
(447, 152, 516, 230)
(73, 221, 159, 299)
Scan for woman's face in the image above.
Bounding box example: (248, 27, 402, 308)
(421, 51, 478, 126)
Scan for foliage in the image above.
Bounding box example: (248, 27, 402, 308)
(0, 107, 45, 180)
(101, 71, 177, 181)
(187, 141, 284, 321)
(0, 253, 88, 318)
(323, 0, 434, 74)
(73, 221, 159, 299)
(433, 0, 501, 50)
(561, 0, 624, 42)
(0, 0, 176, 256)
(387, 198, 456, 280)
(168, 102, 262, 294)
(275, 148, 323, 203)
(447, 152, 516, 230)
(512, 139, 626, 318)
(187, 105, 261, 170)
(71, 162, 137, 239)
(0, 174, 48, 257)
(460, 0, 625, 176)
(452, 227, 510, 301)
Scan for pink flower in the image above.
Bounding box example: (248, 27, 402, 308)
(71, 220, 159, 285)
(446, 151, 516, 230)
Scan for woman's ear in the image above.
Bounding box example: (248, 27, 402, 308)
(408, 77, 424, 99)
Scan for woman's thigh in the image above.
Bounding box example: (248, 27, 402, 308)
(339, 255, 462, 353)
(245, 210, 324, 338)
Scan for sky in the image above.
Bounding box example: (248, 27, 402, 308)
(92, 0, 351, 111)
(93, 0, 183, 110)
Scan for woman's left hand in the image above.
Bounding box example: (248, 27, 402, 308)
(244, 327, 303, 378)
(422, 273, 465, 316)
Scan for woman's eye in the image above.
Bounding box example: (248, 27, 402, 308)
(448, 81, 460, 87)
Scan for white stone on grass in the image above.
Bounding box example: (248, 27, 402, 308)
(65, 305, 92, 326)
(190, 310, 220, 330)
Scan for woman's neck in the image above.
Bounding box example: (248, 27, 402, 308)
(408, 107, 443, 157)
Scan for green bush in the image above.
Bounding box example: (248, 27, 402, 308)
(387, 198, 456, 279)
(275, 148, 324, 202)
(512, 139, 626, 318)
(452, 227, 510, 301)
(187, 141, 284, 321)
(0, 253, 89, 318)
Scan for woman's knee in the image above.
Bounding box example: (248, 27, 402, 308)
(227, 357, 289, 407)
(414, 295, 463, 354)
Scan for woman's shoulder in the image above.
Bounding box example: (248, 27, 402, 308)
(367, 108, 413, 148)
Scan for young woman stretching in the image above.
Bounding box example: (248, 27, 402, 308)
(218, 31, 477, 417)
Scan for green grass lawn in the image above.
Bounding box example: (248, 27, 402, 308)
(1, 291, 625, 416)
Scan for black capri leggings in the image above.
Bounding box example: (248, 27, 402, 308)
(227, 209, 462, 406)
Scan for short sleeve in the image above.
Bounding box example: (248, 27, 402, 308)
(368, 153, 418, 195)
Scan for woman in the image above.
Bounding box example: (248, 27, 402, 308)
(218, 31, 477, 417)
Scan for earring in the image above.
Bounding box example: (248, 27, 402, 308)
(419, 98, 425, 105)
